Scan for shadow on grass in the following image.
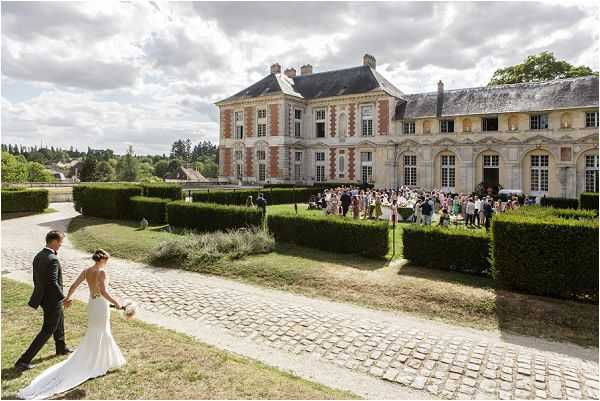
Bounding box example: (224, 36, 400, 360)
(396, 261, 495, 290)
(274, 242, 387, 271)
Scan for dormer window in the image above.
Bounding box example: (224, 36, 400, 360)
(482, 117, 498, 132)
(360, 105, 374, 136)
(586, 112, 599, 128)
(403, 121, 415, 135)
(440, 119, 454, 133)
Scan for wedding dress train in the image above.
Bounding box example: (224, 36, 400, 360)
(18, 295, 126, 399)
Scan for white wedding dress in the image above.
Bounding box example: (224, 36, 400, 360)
(18, 293, 126, 399)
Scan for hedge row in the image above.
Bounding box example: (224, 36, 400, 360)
(540, 196, 578, 210)
(579, 192, 598, 211)
(508, 206, 596, 220)
(167, 201, 263, 232)
(141, 183, 182, 200)
(402, 226, 490, 275)
(266, 213, 389, 258)
(192, 188, 321, 205)
(73, 184, 142, 219)
(491, 212, 598, 302)
(1, 189, 49, 213)
(130, 196, 168, 225)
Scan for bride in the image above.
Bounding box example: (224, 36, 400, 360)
(18, 249, 126, 400)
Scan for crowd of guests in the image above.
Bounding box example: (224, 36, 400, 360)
(306, 185, 526, 232)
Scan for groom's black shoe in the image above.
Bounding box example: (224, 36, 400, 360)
(56, 348, 73, 356)
(15, 361, 36, 370)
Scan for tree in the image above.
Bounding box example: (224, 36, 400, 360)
(116, 145, 139, 181)
(80, 158, 98, 182)
(95, 161, 115, 182)
(154, 159, 170, 178)
(1, 151, 28, 182)
(488, 51, 598, 85)
(27, 162, 54, 182)
(138, 162, 154, 181)
(167, 159, 182, 176)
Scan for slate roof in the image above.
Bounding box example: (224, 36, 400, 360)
(217, 65, 405, 104)
(394, 75, 599, 120)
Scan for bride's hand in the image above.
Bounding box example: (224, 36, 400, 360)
(63, 299, 73, 308)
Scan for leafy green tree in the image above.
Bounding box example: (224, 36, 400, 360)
(154, 159, 170, 178)
(116, 145, 139, 182)
(138, 162, 154, 181)
(80, 158, 98, 182)
(1, 151, 28, 182)
(167, 159, 182, 175)
(489, 51, 598, 85)
(27, 151, 46, 163)
(95, 161, 115, 182)
(27, 162, 54, 182)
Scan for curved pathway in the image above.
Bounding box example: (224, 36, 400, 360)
(2, 203, 598, 400)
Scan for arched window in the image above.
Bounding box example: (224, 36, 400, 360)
(560, 113, 572, 129)
(463, 118, 472, 133)
(508, 115, 519, 131)
(423, 120, 432, 134)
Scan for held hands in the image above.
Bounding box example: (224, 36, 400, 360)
(63, 298, 73, 308)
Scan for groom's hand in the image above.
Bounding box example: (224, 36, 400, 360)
(63, 299, 73, 308)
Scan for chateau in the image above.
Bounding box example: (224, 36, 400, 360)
(216, 54, 599, 198)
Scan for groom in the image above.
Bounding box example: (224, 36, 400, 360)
(15, 230, 73, 370)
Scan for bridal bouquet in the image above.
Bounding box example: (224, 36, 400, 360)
(120, 300, 137, 320)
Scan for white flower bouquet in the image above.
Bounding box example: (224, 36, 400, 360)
(120, 300, 137, 320)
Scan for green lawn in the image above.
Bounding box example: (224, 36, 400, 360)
(67, 214, 598, 347)
(1, 208, 57, 221)
(1, 279, 357, 400)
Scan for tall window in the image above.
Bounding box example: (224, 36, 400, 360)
(361, 166, 373, 184)
(338, 155, 345, 178)
(294, 109, 303, 137)
(257, 109, 266, 137)
(404, 155, 416, 186)
(315, 152, 325, 162)
(482, 117, 498, 132)
(530, 155, 549, 192)
(361, 105, 374, 136)
(294, 164, 302, 181)
(586, 112, 599, 128)
(440, 119, 454, 133)
(316, 165, 325, 182)
(256, 150, 266, 161)
(403, 121, 415, 135)
(360, 151, 372, 162)
(530, 114, 549, 130)
(236, 164, 243, 179)
(441, 155, 455, 188)
(234, 150, 243, 161)
(585, 154, 599, 192)
(258, 164, 266, 182)
(295, 151, 302, 162)
(315, 109, 326, 138)
(234, 111, 244, 139)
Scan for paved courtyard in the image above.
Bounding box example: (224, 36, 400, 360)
(2, 203, 598, 400)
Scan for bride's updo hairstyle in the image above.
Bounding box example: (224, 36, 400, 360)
(92, 249, 110, 262)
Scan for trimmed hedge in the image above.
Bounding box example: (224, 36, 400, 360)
(403, 226, 490, 275)
(579, 192, 598, 211)
(192, 188, 320, 205)
(141, 183, 182, 200)
(73, 184, 142, 219)
(1, 189, 49, 213)
(267, 213, 389, 258)
(540, 196, 578, 210)
(491, 210, 598, 302)
(167, 201, 263, 232)
(508, 206, 596, 220)
(130, 196, 168, 225)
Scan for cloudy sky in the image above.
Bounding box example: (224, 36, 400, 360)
(1, 1, 598, 155)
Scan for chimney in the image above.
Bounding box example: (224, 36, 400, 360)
(300, 64, 313, 76)
(270, 63, 281, 74)
(284, 67, 296, 78)
(436, 80, 444, 117)
(363, 54, 376, 69)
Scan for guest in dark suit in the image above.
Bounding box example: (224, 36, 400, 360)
(15, 230, 72, 370)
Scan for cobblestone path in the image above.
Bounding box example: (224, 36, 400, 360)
(2, 204, 598, 400)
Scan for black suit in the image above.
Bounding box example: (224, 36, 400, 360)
(18, 248, 67, 364)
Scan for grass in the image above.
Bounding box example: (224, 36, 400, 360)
(1, 279, 357, 400)
(1, 208, 57, 221)
(67, 214, 599, 347)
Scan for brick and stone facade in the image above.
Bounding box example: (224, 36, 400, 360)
(215, 55, 599, 197)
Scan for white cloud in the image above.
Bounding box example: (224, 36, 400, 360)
(1, 1, 597, 154)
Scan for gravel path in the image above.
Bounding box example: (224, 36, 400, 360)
(2, 203, 598, 400)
